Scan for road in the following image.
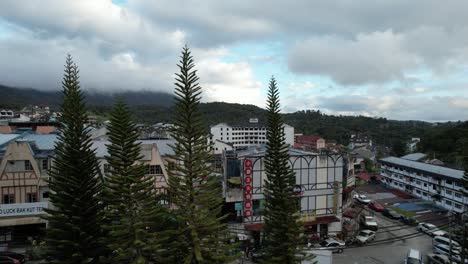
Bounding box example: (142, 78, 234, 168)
(334, 209, 433, 264)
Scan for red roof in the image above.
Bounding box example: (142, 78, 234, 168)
(296, 135, 323, 144)
(356, 172, 381, 181)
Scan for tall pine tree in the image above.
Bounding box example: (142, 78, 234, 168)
(45, 55, 104, 263)
(102, 100, 166, 263)
(262, 77, 311, 264)
(167, 46, 236, 263)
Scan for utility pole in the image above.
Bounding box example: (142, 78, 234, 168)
(448, 211, 453, 263)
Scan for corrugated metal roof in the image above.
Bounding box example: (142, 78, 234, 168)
(21, 134, 58, 150)
(235, 145, 318, 157)
(0, 134, 21, 147)
(401, 153, 427, 161)
(92, 139, 176, 158)
(380, 156, 464, 180)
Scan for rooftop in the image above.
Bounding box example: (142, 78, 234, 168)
(401, 153, 427, 161)
(92, 139, 176, 158)
(380, 156, 464, 180)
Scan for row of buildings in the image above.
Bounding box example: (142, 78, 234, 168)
(0, 118, 350, 244)
(1, 115, 465, 247)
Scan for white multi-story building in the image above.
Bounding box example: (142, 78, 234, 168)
(210, 118, 294, 149)
(380, 156, 467, 213)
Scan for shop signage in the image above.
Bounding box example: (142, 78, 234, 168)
(243, 159, 253, 218)
(298, 211, 316, 222)
(0, 202, 48, 218)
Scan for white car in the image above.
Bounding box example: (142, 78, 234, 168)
(433, 244, 460, 258)
(355, 230, 376, 245)
(433, 236, 461, 251)
(314, 238, 346, 253)
(426, 254, 452, 264)
(418, 222, 443, 236)
(354, 194, 371, 204)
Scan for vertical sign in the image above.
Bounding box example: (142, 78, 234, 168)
(333, 181, 339, 214)
(243, 159, 253, 219)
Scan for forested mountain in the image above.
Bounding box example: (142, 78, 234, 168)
(0, 84, 462, 149)
(418, 121, 468, 166)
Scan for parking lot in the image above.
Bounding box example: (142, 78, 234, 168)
(335, 183, 450, 264)
(335, 208, 433, 264)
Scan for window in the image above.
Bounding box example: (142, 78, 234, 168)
(226, 128, 229, 131)
(416, 190, 421, 194)
(446, 179, 452, 185)
(3, 194, 14, 204)
(147, 165, 163, 175)
(221, 132, 223, 135)
(445, 200, 452, 206)
(423, 183, 427, 187)
(227, 132, 229, 135)
(455, 203, 462, 209)
(42, 192, 50, 199)
(42, 159, 48, 170)
(455, 181, 462, 187)
(445, 190, 452, 195)
(24, 160, 33, 171)
(455, 192, 462, 198)
(220, 128, 223, 131)
(416, 181, 421, 185)
(26, 193, 37, 203)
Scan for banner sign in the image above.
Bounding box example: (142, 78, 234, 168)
(0, 202, 48, 218)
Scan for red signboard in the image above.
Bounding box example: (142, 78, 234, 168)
(244, 185, 252, 192)
(245, 176, 252, 184)
(244, 159, 252, 167)
(244, 201, 252, 209)
(244, 210, 252, 217)
(244, 193, 252, 200)
(245, 168, 252, 175)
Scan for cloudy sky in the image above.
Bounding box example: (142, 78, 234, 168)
(1, 0, 468, 121)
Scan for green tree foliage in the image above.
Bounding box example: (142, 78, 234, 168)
(391, 140, 407, 157)
(167, 46, 236, 263)
(363, 158, 375, 173)
(44, 55, 104, 263)
(418, 121, 468, 165)
(102, 100, 167, 263)
(262, 77, 311, 264)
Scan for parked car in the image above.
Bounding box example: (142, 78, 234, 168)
(355, 230, 376, 245)
(0, 256, 20, 264)
(401, 216, 417, 226)
(427, 253, 452, 264)
(368, 201, 384, 212)
(0, 253, 28, 264)
(382, 208, 402, 220)
(250, 248, 265, 263)
(404, 248, 423, 264)
(354, 194, 371, 204)
(433, 236, 461, 251)
(359, 215, 378, 231)
(314, 238, 346, 253)
(418, 222, 445, 237)
(432, 244, 461, 263)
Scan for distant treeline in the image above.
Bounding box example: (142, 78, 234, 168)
(1, 84, 464, 160)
